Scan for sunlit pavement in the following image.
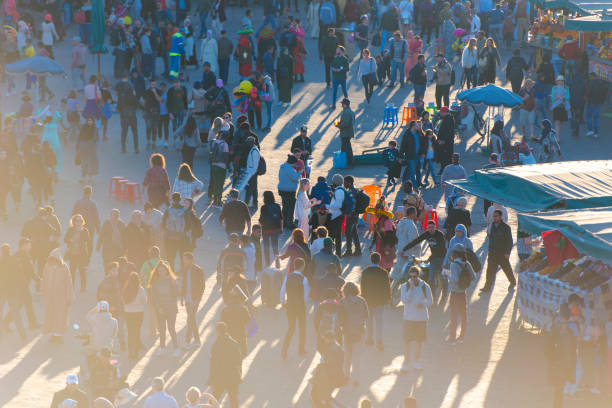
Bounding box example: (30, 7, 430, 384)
(1, 8, 612, 408)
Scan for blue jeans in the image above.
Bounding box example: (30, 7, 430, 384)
(332, 79, 347, 106)
(402, 159, 420, 188)
(420, 157, 438, 184)
(172, 110, 185, 134)
(413, 84, 426, 101)
(381, 29, 391, 52)
(465, 66, 478, 88)
(264, 101, 272, 128)
(390, 60, 404, 86)
(198, 12, 208, 37)
(586, 103, 601, 134)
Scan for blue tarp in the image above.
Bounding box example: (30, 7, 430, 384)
(518, 207, 612, 266)
(5, 56, 65, 75)
(565, 13, 612, 31)
(456, 84, 523, 107)
(449, 160, 612, 212)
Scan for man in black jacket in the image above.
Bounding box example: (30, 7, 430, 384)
(408, 54, 428, 103)
(50, 374, 89, 408)
(403, 220, 447, 299)
(9, 239, 40, 334)
(180, 252, 205, 348)
(360, 252, 390, 350)
(319, 28, 338, 88)
(480, 209, 515, 293)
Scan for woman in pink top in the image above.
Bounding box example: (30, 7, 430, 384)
(404, 31, 423, 78)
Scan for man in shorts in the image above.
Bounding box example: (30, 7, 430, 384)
(519, 78, 536, 140)
(400, 266, 433, 372)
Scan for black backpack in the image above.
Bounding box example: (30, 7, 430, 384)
(262, 204, 281, 229)
(256, 155, 267, 175)
(456, 261, 472, 290)
(353, 188, 370, 214)
(339, 187, 355, 215)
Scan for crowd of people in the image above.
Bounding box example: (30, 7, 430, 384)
(0, 0, 609, 405)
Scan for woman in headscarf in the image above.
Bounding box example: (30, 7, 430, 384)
(183, 18, 198, 67)
(76, 116, 99, 184)
(276, 47, 294, 107)
(42, 248, 75, 343)
(199, 30, 219, 75)
(442, 224, 473, 267)
(291, 21, 307, 83)
(41, 13, 59, 58)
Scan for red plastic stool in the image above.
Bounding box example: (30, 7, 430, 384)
(117, 179, 130, 201)
(124, 182, 142, 204)
(421, 210, 438, 230)
(109, 177, 126, 199)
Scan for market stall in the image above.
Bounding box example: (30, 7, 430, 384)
(448, 160, 612, 212)
(516, 207, 612, 329)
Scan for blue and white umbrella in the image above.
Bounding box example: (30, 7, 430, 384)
(5, 56, 65, 76)
(457, 84, 523, 108)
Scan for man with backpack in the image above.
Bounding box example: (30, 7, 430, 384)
(163, 192, 189, 270)
(446, 243, 475, 345)
(343, 176, 369, 257)
(360, 252, 391, 351)
(400, 265, 433, 372)
(326, 174, 348, 257)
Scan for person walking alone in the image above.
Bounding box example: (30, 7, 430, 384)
(480, 209, 515, 293)
(357, 48, 377, 105)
